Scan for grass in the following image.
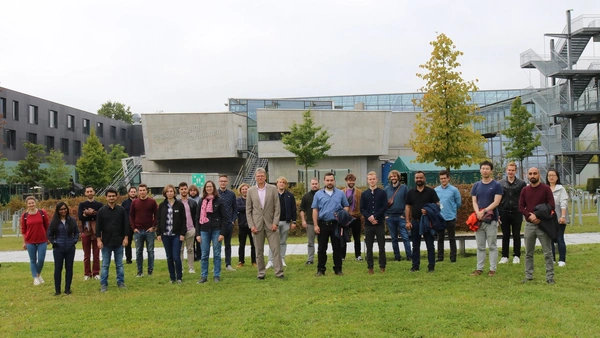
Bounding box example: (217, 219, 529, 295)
(1, 244, 599, 337)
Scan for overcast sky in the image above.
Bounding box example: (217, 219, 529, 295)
(1, 0, 599, 114)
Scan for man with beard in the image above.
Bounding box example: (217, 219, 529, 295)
(519, 167, 556, 284)
(342, 173, 363, 261)
(470, 160, 503, 277)
(312, 173, 350, 277)
(120, 186, 137, 264)
(299, 178, 320, 265)
(498, 162, 527, 265)
(405, 171, 439, 273)
(385, 170, 410, 261)
(78, 186, 103, 280)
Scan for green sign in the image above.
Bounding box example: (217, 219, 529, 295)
(191, 174, 206, 188)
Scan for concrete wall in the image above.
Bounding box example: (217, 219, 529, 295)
(142, 112, 247, 160)
(386, 111, 418, 160)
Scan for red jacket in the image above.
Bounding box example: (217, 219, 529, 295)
(21, 210, 49, 244)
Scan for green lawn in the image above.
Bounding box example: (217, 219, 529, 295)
(0, 244, 599, 337)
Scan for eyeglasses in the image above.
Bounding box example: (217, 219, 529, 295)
(59, 208, 68, 211)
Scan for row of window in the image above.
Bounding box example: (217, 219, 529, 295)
(0, 97, 127, 141)
(6, 129, 87, 156)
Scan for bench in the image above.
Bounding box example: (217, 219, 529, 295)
(362, 233, 525, 257)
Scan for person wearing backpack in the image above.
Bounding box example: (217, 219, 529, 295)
(21, 196, 50, 286)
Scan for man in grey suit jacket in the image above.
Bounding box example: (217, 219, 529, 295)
(246, 168, 283, 279)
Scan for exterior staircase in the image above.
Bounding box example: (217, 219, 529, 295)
(98, 156, 142, 196)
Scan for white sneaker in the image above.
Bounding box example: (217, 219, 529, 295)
(558, 261, 566, 267)
(33, 277, 41, 286)
(265, 261, 273, 269)
(226, 265, 235, 271)
(499, 257, 509, 264)
(84, 276, 91, 281)
(94, 275, 100, 280)
(188, 268, 195, 274)
(38, 276, 44, 283)
(513, 256, 520, 264)
(282, 260, 287, 267)
(356, 256, 363, 261)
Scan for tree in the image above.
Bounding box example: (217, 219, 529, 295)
(41, 149, 72, 197)
(281, 110, 332, 192)
(503, 96, 542, 178)
(76, 130, 111, 189)
(98, 101, 133, 123)
(8, 142, 47, 189)
(410, 33, 486, 171)
(107, 144, 129, 180)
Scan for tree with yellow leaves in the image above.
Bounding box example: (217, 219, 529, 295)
(410, 33, 486, 171)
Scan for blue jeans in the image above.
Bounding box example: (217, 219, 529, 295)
(134, 229, 155, 273)
(201, 230, 222, 278)
(223, 222, 233, 266)
(552, 223, 567, 262)
(387, 216, 412, 260)
(162, 235, 183, 281)
(100, 246, 124, 286)
(410, 219, 435, 270)
(26, 242, 47, 278)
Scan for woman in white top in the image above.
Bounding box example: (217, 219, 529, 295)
(546, 169, 568, 267)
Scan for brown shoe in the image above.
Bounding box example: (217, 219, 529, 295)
(368, 269, 374, 275)
(252, 263, 257, 267)
(236, 262, 244, 268)
(470, 270, 483, 276)
(488, 270, 496, 277)
(380, 268, 386, 273)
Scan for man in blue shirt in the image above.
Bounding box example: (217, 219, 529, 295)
(434, 170, 462, 263)
(312, 172, 350, 277)
(218, 175, 238, 272)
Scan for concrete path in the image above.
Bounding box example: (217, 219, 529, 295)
(2, 232, 600, 263)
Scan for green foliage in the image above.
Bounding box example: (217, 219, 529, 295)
(76, 130, 110, 189)
(8, 142, 47, 188)
(503, 96, 542, 177)
(97, 100, 133, 123)
(281, 110, 332, 191)
(107, 144, 129, 180)
(410, 33, 486, 171)
(41, 149, 72, 192)
(585, 178, 600, 193)
(0, 157, 7, 182)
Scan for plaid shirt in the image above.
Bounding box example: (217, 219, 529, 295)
(219, 189, 238, 224)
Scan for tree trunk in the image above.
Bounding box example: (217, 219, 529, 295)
(304, 165, 309, 193)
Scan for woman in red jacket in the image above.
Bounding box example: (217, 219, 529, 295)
(21, 196, 50, 285)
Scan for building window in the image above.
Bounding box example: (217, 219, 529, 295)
(46, 136, 55, 152)
(83, 118, 90, 135)
(61, 138, 69, 155)
(120, 128, 127, 141)
(49, 110, 58, 128)
(96, 122, 104, 137)
(67, 114, 75, 131)
(0, 97, 6, 119)
(110, 126, 116, 140)
(5, 129, 16, 149)
(74, 140, 81, 156)
(258, 132, 289, 141)
(12, 101, 19, 121)
(27, 132, 37, 144)
(28, 105, 38, 125)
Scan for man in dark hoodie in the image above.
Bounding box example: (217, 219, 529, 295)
(518, 167, 556, 285)
(498, 162, 527, 265)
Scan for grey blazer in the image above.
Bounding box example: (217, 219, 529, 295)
(246, 184, 281, 231)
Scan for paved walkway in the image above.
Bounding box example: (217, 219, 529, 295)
(2, 232, 600, 263)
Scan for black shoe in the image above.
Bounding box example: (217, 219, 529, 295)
(428, 267, 435, 273)
(214, 276, 221, 283)
(100, 285, 107, 293)
(117, 283, 126, 289)
(450, 258, 456, 263)
(257, 276, 265, 280)
(64, 289, 72, 295)
(305, 261, 314, 265)
(436, 258, 443, 262)
(394, 257, 401, 262)
(334, 271, 344, 276)
(147, 270, 153, 276)
(126, 260, 132, 264)
(54, 291, 61, 296)
(547, 279, 555, 285)
(410, 267, 419, 272)
(276, 275, 285, 279)
(314, 271, 325, 277)
(197, 277, 208, 284)
(521, 278, 533, 284)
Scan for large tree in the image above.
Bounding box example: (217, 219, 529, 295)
(281, 110, 332, 192)
(503, 96, 542, 178)
(41, 149, 72, 197)
(76, 130, 111, 189)
(8, 142, 47, 188)
(107, 144, 129, 180)
(98, 101, 134, 123)
(410, 33, 486, 171)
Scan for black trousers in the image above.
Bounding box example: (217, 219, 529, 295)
(53, 246, 76, 293)
(317, 221, 343, 273)
(238, 226, 256, 264)
(342, 218, 362, 259)
(124, 228, 133, 262)
(437, 219, 457, 262)
(499, 211, 523, 258)
(365, 224, 386, 269)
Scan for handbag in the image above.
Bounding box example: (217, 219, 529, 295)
(387, 185, 401, 208)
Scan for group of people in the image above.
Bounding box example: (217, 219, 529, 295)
(20, 162, 569, 294)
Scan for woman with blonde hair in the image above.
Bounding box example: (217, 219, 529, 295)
(21, 196, 50, 285)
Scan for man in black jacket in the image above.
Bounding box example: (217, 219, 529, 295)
(498, 162, 527, 265)
(96, 188, 129, 292)
(267, 177, 297, 269)
(121, 186, 137, 264)
(360, 172, 388, 274)
(178, 182, 199, 274)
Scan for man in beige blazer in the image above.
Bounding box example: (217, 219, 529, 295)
(246, 168, 283, 279)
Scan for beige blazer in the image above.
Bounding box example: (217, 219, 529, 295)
(246, 184, 281, 231)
